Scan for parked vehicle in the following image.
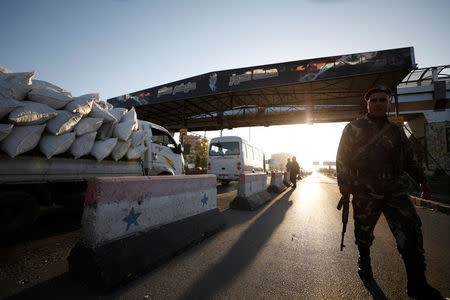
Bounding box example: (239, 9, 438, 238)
(207, 136, 265, 184)
(0, 120, 183, 235)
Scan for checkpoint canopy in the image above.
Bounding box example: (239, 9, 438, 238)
(107, 47, 415, 131)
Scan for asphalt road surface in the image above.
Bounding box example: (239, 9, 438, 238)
(2, 172, 449, 299)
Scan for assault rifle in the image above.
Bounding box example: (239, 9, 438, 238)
(337, 194, 350, 251)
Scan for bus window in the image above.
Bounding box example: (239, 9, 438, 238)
(209, 142, 240, 156)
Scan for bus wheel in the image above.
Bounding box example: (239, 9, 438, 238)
(0, 191, 39, 237)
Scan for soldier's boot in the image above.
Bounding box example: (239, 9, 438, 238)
(357, 246, 373, 280)
(405, 263, 444, 299)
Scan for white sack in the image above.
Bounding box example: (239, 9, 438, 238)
(28, 87, 73, 109)
(8, 101, 58, 125)
(0, 65, 11, 74)
(130, 130, 146, 147)
(97, 101, 109, 110)
(113, 121, 134, 141)
(110, 107, 127, 123)
(46, 110, 82, 135)
(97, 121, 114, 140)
(74, 117, 103, 136)
(31, 80, 72, 97)
(40, 132, 76, 159)
(65, 95, 94, 115)
(0, 124, 45, 158)
(0, 98, 25, 119)
(122, 107, 138, 130)
(127, 144, 147, 160)
(91, 138, 118, 161)
(111, 139, 131, 161)
(138, 120, 151, 132)
(0, 124, 13, 142)
(89, 101, 116, 123)
(70, 131, 97, 159)
(80, 93, 99, 102)
(0, 71, 34, 100)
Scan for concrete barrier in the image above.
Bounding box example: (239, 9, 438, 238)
(68, 175, 225, 290)
(283, 172, 292, 187)
(268, 171, 287, 193)
(231, 173, 271, 210)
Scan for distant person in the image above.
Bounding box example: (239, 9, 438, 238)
(336, 86, 442, 299)
(290, 156, 300, 188)
(286, 158, 292, 173)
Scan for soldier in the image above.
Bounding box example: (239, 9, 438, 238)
(336, 86, 443, 299)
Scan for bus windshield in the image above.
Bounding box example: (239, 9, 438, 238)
(209, 142, 240, 156)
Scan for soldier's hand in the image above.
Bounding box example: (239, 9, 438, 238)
(420, 183, 431, 200)
(339, 185, 352, 196)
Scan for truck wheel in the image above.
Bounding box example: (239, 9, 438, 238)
(0, 191, 39, 236)
(158, 172, 173, 176)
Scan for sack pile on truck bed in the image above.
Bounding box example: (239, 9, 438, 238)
(0, 65, 147, 161)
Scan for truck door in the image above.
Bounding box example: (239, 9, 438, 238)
(149, 128, 183, 175)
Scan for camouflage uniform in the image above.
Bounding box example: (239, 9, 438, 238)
(336, 113, 426, 269)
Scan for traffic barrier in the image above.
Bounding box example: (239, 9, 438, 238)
(231, 173, 271, 210)
(283, 172, 292, 187)
(268, 171, 287, 193)
(68, 175, 225, 290)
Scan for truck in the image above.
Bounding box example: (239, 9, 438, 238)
(0, 120, 184, 236)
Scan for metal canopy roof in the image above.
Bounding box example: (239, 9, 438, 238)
(398, 65, 450, 87)
(108, 47, 415, 131)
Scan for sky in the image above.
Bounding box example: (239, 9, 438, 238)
(1, 0, 449, 168)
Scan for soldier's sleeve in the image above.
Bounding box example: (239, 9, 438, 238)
(336, 124, 354, 186)
(400, 128, 427, 184)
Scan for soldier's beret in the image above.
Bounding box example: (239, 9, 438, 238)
(364, 86, 392, 101)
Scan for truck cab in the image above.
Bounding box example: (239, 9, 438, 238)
(138, 120, 184, 175)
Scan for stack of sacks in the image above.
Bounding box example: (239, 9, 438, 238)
(110, 107, 147, 161)
(0, 65, 148, 161)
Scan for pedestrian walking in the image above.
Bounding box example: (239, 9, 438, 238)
(286, 158, 292, 173)
(290, 157, 300, 188)
(336, 86, 443, 299)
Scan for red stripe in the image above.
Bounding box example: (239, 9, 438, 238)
(86, 175, 216, 205)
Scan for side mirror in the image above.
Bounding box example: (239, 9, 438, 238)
(174, 143, 184, 154)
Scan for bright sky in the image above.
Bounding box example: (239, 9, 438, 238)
(2, 0, 449, 168)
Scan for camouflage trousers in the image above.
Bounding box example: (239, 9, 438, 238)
(352, 192, 426, 268)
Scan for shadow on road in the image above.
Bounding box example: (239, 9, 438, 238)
(4, 273, 103, 300)
(178, 189, 294, 300)
(360, 276, 389, 300)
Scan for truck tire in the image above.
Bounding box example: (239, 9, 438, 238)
(158, 172, 173, 176)
(0, 191, 39, 236)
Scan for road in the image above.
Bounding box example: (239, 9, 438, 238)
(1, 172, 449, 299)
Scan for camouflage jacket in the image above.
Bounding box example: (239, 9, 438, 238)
(336, 114, 425, 195)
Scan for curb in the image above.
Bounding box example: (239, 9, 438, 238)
(410, 195, 450, 215)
